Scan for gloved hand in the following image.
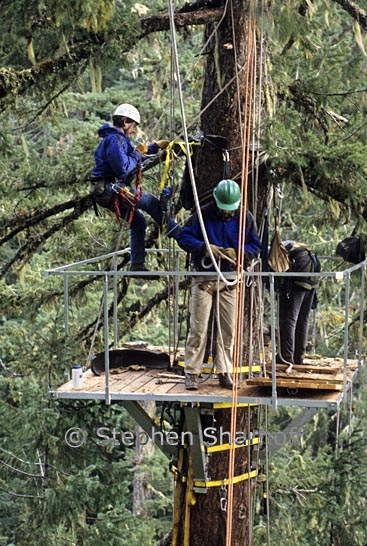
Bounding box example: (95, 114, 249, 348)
(223, 248, 237, 262)
(136, 143, 148, 155)
(205, 244, 227, 259)
(156, 139, 170, 149)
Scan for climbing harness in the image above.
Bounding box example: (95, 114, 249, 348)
(111, 167, 142, 226)
(158, 132, 229, 215)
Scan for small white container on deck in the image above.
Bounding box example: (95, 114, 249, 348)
(72, 365, 83, 389)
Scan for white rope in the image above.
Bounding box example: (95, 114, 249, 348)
(167, 0, 238, 287)
(251, 1, 266, 217)
(152, 1, 230, 140)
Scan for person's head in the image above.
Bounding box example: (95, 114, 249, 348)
(112, 103, 140, 138)
(213, 179, 241, 218)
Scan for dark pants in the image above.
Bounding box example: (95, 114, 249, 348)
(278, 284, 316, 364)
(97, 183, 180, 264)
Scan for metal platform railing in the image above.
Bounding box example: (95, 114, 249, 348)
(46, 250, 366, 409)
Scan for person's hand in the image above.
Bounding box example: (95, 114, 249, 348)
(136, 143, 148, 155)
(156, 139, 170, 149)
(205, 244, 226, 259)
(223, 248, 237, 262)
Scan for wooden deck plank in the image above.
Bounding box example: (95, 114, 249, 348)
(53, 357, 361, 408)
(265, 371, 349, 383)
(268, 364, 343, 374)
(113, 370, 157, 393)
(267, 360, 358, 375)
(246, 377, 343, 391)
(139, 375, 184, 395)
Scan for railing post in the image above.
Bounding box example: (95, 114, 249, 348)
(63, 274, 69, 335)
(343, 271, 350, 391)
(103, 273, 111, 405)
(113, 254, 118, 348)
(358, 262, 366, 365)
(269, 273, 277, 410)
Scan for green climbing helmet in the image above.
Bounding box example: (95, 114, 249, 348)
(213, 179, 241, 211)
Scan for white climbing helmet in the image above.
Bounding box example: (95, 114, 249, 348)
(113, 103, 141, 124)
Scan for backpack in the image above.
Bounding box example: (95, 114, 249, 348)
(268, 240, 321, 291)
(336, 234, 365, 264)
(287, 243, 321, 290)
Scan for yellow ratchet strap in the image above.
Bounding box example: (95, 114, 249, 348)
(194, 468, 258, 489)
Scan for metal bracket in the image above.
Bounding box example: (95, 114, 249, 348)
(184, 405, 210, 492)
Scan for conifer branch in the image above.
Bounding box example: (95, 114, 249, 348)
(333, 0, 367, 30)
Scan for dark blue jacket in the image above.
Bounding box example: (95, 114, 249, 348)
(178, 202, 261, 272)
(91, 124, 159, 181)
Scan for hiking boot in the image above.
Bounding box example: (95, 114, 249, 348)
(129, 262, 149, 272)
(218, 373, 235, 390)
(185, 373, 199, 390)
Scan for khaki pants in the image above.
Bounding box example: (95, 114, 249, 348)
(185, 278, 237, 375)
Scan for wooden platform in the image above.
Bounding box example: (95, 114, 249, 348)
(52, 356, 361, 409)
(247, 357, 359, 392)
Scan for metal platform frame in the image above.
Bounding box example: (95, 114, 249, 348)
(52, 364, 360, 409)
(46, 249, 366, 410)
(46, 249, 366, 491)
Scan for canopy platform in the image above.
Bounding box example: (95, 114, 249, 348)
(52, 353, 361, 410)
(46, 248, 366, 411)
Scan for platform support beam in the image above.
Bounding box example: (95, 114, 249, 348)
(183, 405, 209, 491)
(122, 401, 177, 458)
(267, 407, 318, 458)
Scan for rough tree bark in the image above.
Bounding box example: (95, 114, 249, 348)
(172, 1, 270, 545)
(133, 401, 156, 518)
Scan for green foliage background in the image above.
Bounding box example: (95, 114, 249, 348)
(0, 0, 367, 545)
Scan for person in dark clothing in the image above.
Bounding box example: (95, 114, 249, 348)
(277, 241, 321, 369)
(177, 179, 261, 390)
(91, 103, 180, 272)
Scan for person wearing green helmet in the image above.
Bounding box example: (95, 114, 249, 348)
(213, 178, 241, 210)
(177, 179, 261, 390)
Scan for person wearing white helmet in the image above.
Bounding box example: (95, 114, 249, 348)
(91, 103, 179, 273)
(113, 103, 141, 125)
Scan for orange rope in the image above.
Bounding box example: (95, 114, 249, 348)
(226, 7, 256, 546)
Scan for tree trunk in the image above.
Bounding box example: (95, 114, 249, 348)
(174, 1, 270, 544)
(188, 409, 259, 546)
(132, 400, 156, 518)
(196, 0, 253, 196)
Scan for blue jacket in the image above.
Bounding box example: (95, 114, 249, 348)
(178, 202, 261, 272)
(91, 124, 159, 181)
